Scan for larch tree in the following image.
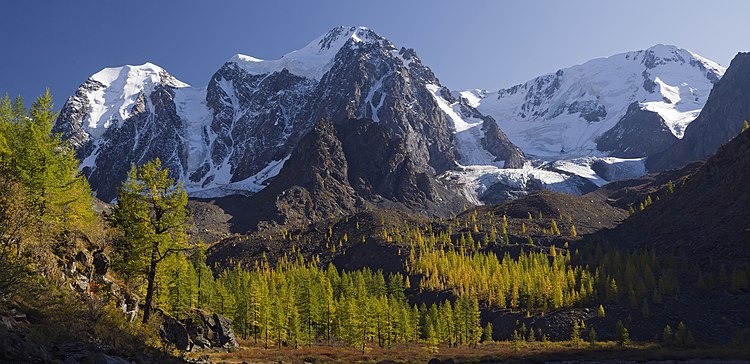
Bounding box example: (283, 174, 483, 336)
(111, 158, 191, 323)
(0, 91, 93, 294)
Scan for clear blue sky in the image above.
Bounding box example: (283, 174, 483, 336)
(2, 0, 748, 108)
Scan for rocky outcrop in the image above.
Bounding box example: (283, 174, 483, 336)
(336, 119, 468, 215)
(158, 310, 238, 352)
(647, 52, 750, 171)
(480, 116, 526, 168)
(0, 307, 135, 364)
(597, 102, 679, 158)
(247, 119, 362, 228)
(245, 118, 469, 229)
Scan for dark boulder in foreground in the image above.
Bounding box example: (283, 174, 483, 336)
(158, 309, 238, 352)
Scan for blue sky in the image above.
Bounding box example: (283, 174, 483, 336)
(2, 0, 748, 107)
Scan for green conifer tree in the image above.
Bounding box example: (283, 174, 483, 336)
(111, 158, 191, 323)
(615, 320, 630, 346)
(586, 327, 596, 348)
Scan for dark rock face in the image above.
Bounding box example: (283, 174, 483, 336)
(597, 102, 679, 158)
(159, 310, 238, 352)
(567, 100, 606, 122)
(336, 119, 467, 215)
(298, 33, 460, 174)
(92, 250, 108, 276)
(249, 119, 361, 228)
(517, 70, 564, 119)
(245, 118, 469, 229)
(202, 65, 316, 185)
(480, 116, 526, 168)
(647, 52, 750, 171)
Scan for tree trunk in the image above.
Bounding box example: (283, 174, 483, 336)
(142, 246, 159, 324)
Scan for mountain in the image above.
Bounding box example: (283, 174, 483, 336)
(605, 125, 750, 263)
(646, 52, 750, 171)
(54, 26, 524, 206)
(443, 45, 725, 203)
(53, 63, 195, 202)
(464, 44, 725, 159)
(54, 28, 732, 220)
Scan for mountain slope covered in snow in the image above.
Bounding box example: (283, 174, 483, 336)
(464, 44, 724, 159)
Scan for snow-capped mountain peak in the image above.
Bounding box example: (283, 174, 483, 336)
(82, 62, 188, 139)
(229, 26, 389, 81)
(467, 44, 725, 158)
(640, 44, 723, 75)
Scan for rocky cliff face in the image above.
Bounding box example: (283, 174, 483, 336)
(246, 119, 362, 228)
(233, 118, 469, 229)
(647, 52, 750, 171)
(597, 102, 679, 158)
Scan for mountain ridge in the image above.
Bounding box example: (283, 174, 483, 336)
(464, 44, 724, 158)
(54, 26, 727, 216)
(54, 26, 523, 210)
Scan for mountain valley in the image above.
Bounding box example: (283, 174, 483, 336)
(2, 22, 750, 364)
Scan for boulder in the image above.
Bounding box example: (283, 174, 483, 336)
(158, 309, 238, 352)
(159, 313, 192, 351)
(93, 250, 109, 275)
(212, 313, 238, 348)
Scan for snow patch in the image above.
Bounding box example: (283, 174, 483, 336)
(426, 84, 497, 166)
(174, 87, 211, 171)
(443, 157, 646, 205)
(186, 155, 290, 198)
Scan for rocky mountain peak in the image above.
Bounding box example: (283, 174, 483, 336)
(639, 44, 723, 78)
(228, 26, 393, 81)
(316, 26, 386, 51)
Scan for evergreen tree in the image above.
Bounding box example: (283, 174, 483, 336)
(511, 329, 521, 352)
(571, 320, 581, 348)
(615, 320, 629, 346)
(111, 158, 191, 323)
(662, 325, 673, 347)
(0, 91, 93, 262)
(666, 180, 675, 194)
(482, 322, 493, 342)
(588, 327, 597, 348)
